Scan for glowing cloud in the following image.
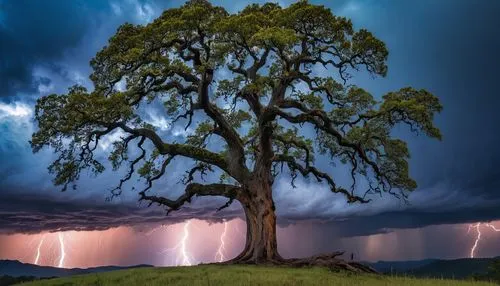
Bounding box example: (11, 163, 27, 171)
(0, 102, 32, 120)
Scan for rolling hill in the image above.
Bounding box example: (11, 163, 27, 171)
(17, 265, 497, 286)
(0, 260, 152, 278)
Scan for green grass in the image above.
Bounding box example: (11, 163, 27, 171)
(18, 265, 497, 286)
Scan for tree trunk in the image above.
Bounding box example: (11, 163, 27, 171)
(230, 178, 281, 263)
(224, 175, 378, 273)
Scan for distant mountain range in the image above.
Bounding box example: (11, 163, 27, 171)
(367, 259, 438, 273)
(0, 260, 152, 278)
(366, 257, 499, 279)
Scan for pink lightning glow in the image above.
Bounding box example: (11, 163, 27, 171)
(57, 233, 66, 268)
(179, 221, 192, 265)
(4, 219, 500, 267)
(0, 227, 150, 268)
(215, 221, 228, 262)
(34, 235, 46, 265)
(31, 232, 68, 268)
(144, 225, 168, 237)
(160, 220, 194, 266)
(468, 223, 481, 258)
(5, 220, 247, 268)
(468, 222, 500, 258)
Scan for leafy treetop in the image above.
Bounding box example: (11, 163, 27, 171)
(31, 0, 442, 213)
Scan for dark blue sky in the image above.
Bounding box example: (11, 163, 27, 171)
(0, 0, 500, 260)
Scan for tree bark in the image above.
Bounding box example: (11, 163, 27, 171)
(223, 120, 377, 273)
(224, 177, 377, 274)
(230, 178, 281, 264)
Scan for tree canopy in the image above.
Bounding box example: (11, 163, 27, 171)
(31, 0, 442, 214)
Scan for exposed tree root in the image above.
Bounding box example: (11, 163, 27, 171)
(214, 251, 378, 274)
(282, 252, 378, 274)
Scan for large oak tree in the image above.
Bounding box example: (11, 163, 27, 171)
(31, 0, 442, 267)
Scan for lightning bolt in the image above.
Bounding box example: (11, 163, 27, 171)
(32, 232, 68, 267)
(179, 221, 191, 265)
(34, 234, 46, 265)
(486, 223, 500, 232)
(468, 223, 481, 258)
(468, 222, 500, 258)
(160, 220, 194, 266)
(57, 232, 66, 268)
(215, 221, 228, 262)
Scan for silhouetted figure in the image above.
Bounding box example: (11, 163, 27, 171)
(351, 253, 354, 261)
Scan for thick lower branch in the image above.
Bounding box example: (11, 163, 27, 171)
(139, 183, 241, 213)
(100, 122, 235, 179)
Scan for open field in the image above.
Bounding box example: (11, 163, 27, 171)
(18, 265, 497, 286)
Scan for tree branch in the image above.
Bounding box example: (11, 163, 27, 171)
(93, 121, 234, 180)
(269, 106, 384, 180)
(138, 183, 242, 214)
(273, 154, 369, 203)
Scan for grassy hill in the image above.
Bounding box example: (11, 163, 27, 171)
(18, 265, 497, 286)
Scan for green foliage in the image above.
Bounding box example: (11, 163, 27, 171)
(31, 0, 442, 204)
(380, 87, 443, 139)
(274, 126, 314, 164)
(30, 85, 136, 190)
